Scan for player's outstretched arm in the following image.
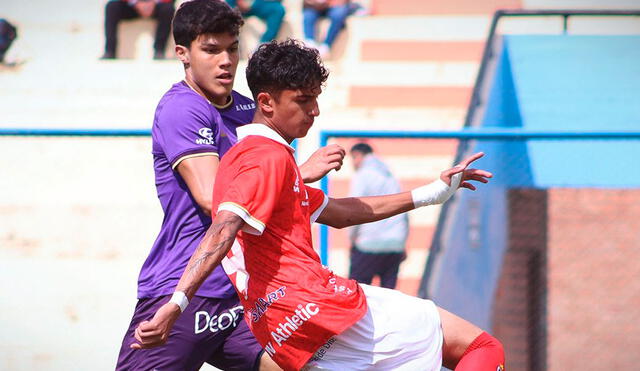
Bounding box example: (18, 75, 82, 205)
(130, 211, 244, 350)
(317, 152, 492, 229)
(299, 144, 346, 183)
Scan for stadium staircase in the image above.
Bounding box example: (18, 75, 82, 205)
(8, 1, 635, 370)
(315, 0, 522, 296)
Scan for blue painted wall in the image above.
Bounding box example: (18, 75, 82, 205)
(428, 35, 640, 329)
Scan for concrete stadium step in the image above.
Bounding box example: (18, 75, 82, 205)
(370, 0, 521, 16)
(361, 40, 485, 62)
(349, 86, 471, 108)
(345, 61, 478, 86)
(1, 59, 183, 127)
(329, 137, 459, 156)
(329, 226, 436, 251)
(329, 178, 437, 197)
(308, 105, 468, 130)
(329, 155, 453, 180)
(344, 16, 491, 55)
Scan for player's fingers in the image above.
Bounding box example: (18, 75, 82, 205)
(140, 334, 166, 345)
(442, 165, 464, 178)
(325, 144, 346, 156)
(130, 342, 142, 350)
(326, 153, 344, 164)
(466, 168, 493, 178)
(458, 152, 484, 168)
(465, 174, 489, 183)
(461, 182, 476, 191)
(138, 329, 163, 338)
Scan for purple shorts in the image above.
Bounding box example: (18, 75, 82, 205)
(116, 295, 263, 371)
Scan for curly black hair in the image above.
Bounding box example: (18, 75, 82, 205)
(172, 0, 244, 48)
(246, 39, 330, 100)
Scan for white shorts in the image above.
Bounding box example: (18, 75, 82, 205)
(302, 284, 443, 371)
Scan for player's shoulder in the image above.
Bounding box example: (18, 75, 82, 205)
(231, 90, 255, 105)
(157, 82, 214, 116)
(154, 82, 222, 129)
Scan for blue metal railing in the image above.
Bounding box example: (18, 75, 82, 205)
(0, 128, 151, 137)
(317, 129, 640, 265)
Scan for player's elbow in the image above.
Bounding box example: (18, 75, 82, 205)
(197, 194, 213, 216)
(323, 217, 353, 229)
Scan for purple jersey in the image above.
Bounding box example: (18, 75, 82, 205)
(138, 82, 255, 299)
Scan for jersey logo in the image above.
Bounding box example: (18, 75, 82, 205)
(293, 175, 300, 193)
(235, 103, 256, 111)
(196, 127, 215, 145)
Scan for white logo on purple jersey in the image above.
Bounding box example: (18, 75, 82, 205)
(196, 127, 215, 145)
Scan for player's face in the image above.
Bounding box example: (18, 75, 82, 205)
(271, 87, 321, 142)
(178, 33, 240, 106)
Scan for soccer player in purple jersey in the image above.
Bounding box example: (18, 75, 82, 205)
(115, 1, 344, 370)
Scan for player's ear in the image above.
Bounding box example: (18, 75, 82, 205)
(175, 45, 190, 66)
(256, 92, 274, 115)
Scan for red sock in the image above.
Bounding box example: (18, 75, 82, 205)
(454, 332, 505, 371)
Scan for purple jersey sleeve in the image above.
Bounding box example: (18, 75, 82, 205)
(154, 92, 223, 168)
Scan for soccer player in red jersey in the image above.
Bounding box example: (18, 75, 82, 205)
(133, 40, 505, 371)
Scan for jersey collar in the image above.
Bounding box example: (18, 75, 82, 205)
(237, 124, 295, 152)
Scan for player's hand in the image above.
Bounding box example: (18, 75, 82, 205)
(130, 302, 181, 350)
(440, 152, 492, 191)
(299, 144, 346, 183)
(134, 0, 156, 18)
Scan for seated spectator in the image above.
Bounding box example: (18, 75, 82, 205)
(303, 0, 351, 58)
(226, 0, 285, 45)
(102, 0, 175, 60)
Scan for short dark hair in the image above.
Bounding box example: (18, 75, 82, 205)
(351, 142, 373, 154)
(172, 0, 243, 48)
(246, 39, 329, 100)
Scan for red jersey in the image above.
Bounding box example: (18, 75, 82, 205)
(213, 124, 367, 371)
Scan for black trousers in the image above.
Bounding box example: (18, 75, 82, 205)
(104, 1, 175, 55)
(349, 245, 405, 289)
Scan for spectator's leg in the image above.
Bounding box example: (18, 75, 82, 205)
(378, 252, 403, 289)
(302, 7, 320, 44)
(323, 4, 350, 48)
(348, 246, 375, 285)
(104, 1, 139, 58)
(250, 0, 286, 43)
(152, 2, 175, 58)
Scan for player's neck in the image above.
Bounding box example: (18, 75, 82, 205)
(183, 78, 231, 107)
(253, 113, 294, 144)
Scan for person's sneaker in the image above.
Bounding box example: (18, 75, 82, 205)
(153, 50, 166, 60)
(100, 51, 116, 60)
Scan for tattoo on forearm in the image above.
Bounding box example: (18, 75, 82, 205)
(186, 217, 238, 280)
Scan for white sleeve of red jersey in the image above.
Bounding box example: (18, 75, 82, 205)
(307, 186, 329, 223)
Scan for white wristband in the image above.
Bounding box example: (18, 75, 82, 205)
(411, 172, 462, 208)
(169, 291, 189, 313)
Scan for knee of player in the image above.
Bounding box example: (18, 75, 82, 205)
(482, 332, 505, 363)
